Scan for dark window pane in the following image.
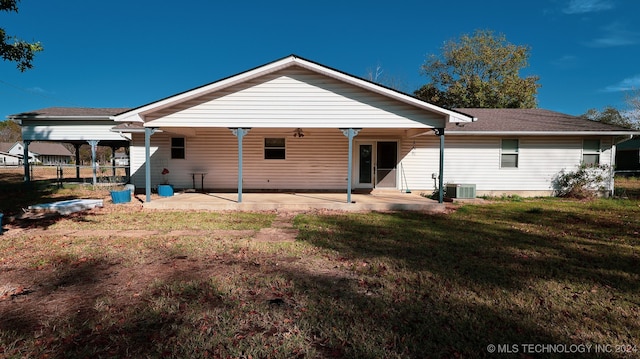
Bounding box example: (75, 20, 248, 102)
(583, 139, 600, 152)
(501, 154, 518, 168)
(265, 148, 285, 159)
(359, 144, 372, 183)
(502, 139, 519, 152)
(171, 137, 185, 159)
(265, 138, 285, 147)
(171, 137, 185, 147)
(171, 148, 185, 159)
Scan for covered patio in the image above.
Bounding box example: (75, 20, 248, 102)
(140, 190, 447, 212)
(113, 55, 475, 206)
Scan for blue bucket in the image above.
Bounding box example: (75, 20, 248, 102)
(110, 189, 131, 204)
(158, 184, 174, 197)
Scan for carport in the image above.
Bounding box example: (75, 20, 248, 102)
(8, 107, 130, 185)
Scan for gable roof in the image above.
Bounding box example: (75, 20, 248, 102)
(0, 142, 13, 152)
(11, 141, 73, 156)
(448, 108, 640, 135)
(113, 54, 475, 125)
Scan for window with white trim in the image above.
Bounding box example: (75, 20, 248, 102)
(501, 139, 519, 168)
(582, 139, 600, 165)
(171, 137, 185, 159)
(264, 138, 285, 159)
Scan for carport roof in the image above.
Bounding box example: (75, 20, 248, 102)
(8, 107, 131, 119)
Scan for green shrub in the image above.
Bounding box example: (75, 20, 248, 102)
(553, 164, 610, 198)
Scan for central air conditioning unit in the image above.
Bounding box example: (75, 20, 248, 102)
(446, 184, 476, 199)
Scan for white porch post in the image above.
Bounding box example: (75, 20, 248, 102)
(340, 128, 361, 204)
(87, 140, 100, 186)
(144, 127, 158, 202)
(230, 128, 251, 203)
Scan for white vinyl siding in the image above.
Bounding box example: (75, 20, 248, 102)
(20, 120, 126, 141)
(129, 128, 350, 190)
(143, 68, 446, 129)
(130, 131, 615, 195)
(440, 136, 614, 193)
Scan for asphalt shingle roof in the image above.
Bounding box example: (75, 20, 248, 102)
(9, 107, 131, 118)
(28, 142, 73, 156)
(449, 108, 633, 133)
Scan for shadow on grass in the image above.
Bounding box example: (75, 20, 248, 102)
(0, 181, 98, 230)
(294, 206, 640, 294)
(1, 201, 637, 358)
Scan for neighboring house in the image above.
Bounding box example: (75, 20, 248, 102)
(615, 137, 640, 175)
(8, 141, 73, 164)
(10, 55, 640, 199)
(0, 142, 22, 165)
(113, 151, 129, 166)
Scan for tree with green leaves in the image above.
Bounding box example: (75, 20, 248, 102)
(415, 29, 540, 108)
(582, 106, 637, 129)
(1, 0, 42, 71)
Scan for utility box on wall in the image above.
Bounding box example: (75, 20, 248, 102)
(446, 184, 476, 199)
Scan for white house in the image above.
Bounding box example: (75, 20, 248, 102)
(10, 55, 640, 201)
(7, 141, 73, 164)
(0, 142, 22, 165)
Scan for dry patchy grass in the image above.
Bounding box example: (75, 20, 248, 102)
(0, 195, 638, 357)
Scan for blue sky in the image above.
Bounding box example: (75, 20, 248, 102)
(1, 0, 639, 119)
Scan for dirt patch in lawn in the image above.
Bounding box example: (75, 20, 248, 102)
(0, 208, 322, 337)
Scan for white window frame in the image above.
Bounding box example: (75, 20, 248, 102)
(264, 138, 286, 160)
(500, 139, 519, 169)
(582, 139, 601, 166)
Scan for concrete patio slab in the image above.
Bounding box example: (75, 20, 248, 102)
(142, 191, 445, 212)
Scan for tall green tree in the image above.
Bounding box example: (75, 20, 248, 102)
(583, 105, 639, 129)
(1, 0, 42, 71)
(415, 29, 540, 108)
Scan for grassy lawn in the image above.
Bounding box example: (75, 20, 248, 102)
(0, 178, 638, 357)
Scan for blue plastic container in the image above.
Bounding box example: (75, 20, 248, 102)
(158, 184, 174, 197)
(110, 189, 131, 204)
